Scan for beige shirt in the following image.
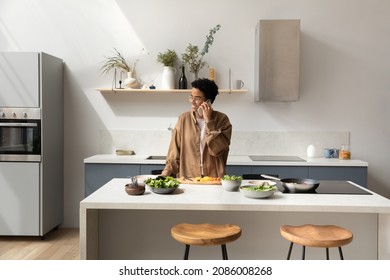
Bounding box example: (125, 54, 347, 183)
(162, 110, 232, 178)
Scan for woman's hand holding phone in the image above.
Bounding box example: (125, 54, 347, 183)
(197, 99, 212, 119)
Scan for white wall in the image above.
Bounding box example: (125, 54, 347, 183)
(1, 0, 389, 227)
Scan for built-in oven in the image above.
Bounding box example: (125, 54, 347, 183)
(0, 108, 41, 162)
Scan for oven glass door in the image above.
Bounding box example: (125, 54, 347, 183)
(0, 119, 41, 161)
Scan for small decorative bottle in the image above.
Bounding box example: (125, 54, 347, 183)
(209, 66, 216, 81)
(178, 65, 187, 89)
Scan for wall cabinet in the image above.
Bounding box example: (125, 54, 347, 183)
(85, 163, 367, 197)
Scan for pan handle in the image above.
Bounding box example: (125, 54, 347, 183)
(261, 174, 281, 181)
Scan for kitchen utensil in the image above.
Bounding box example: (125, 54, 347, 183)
(184, 176, 193, 181)
(131, 176, 138, 187)
(233, 79, 244, 89)
(261, 174, 320, 193)
(323, 148, 332, 158)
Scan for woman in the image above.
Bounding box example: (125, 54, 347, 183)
(162, 78, 232, 178)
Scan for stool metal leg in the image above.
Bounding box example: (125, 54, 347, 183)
(338, 247, 344, 260)
(184, 245, 190, 260)
(302, 246, 306, 260)
(286, 242, 294, 260)
(221, 244, 228, 260)
(326, 248, 329, 260)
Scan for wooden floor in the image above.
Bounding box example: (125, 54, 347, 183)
(0, 228, 79, 260)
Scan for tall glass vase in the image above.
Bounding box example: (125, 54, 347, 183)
(193, 70, 199, 81)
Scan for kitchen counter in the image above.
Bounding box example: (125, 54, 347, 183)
(80, 179, 390, 260)
(84, 154, 368, 167)
(84, 154, 369, 196)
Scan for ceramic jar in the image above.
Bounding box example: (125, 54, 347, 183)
(123, 71, 138, 89)
(161, 66, 175, 89)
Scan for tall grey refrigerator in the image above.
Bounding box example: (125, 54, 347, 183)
(0, 52, 63, 236)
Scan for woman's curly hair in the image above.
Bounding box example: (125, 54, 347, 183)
(191, 78, 219, 104)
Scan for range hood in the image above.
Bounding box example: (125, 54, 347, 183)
(254, 19, 300, 102)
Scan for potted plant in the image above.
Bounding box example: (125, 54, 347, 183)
(156, 49, 178, 67)
(100, 48, 138, 88)
(156, 49, 178, 89)
(182, 24, 221, 80)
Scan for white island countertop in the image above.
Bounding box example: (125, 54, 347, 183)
(84, 154, 368, 167)
(80, 179, 390, 260)
(81, 179, 388, 213)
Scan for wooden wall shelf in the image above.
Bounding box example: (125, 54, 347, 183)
(96, 88, 248, 94)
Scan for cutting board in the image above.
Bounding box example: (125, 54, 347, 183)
(179, 177, 222, 185)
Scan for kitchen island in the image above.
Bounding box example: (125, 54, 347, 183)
(80, 178, 390, 260)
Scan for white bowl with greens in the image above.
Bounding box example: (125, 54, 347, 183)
(240, 181, 277, 198)
(144, 176, 180, 194)
(221, 175, 243, 192)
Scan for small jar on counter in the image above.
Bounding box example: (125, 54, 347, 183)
(339, 144, 351, 160)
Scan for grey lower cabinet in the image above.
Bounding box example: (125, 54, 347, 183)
(85, 163, 165, 197)
(251, 166, 309, 178)
(227, 165, 367, 187)
(308, 166, 367, 187)
(225, 165, 252, 176)
(140, 164, 165, 175)
(85, 163, 367, 197)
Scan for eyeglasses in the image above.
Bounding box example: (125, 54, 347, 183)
(188, 95, 204, 102)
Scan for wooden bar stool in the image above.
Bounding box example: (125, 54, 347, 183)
(171, 223, 242, 260)
(280, 224, 353, 260)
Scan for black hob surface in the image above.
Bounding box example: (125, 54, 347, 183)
(277, 181, 372, 195)
(249, 155, 306, 162)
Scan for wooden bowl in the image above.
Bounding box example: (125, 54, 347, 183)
(125, 183, 145, 195)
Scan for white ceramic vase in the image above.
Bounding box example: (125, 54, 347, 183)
(307, 144, 316, 158)
(161, 66, 175, 89)
(124, 71, 138, 89)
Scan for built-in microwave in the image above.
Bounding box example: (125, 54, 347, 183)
(0, 108, 41, 161)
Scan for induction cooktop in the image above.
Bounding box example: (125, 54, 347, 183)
(278, 181, 372, 195)
(249, 155, 306, 162)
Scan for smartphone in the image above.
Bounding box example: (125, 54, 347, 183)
(197, 99, 212, 117)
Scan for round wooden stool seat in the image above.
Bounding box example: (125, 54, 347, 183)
(280, 224, 353, 260)
(171, 223, 242, 260)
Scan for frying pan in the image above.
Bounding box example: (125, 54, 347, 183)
(261, 174, 320, 193)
